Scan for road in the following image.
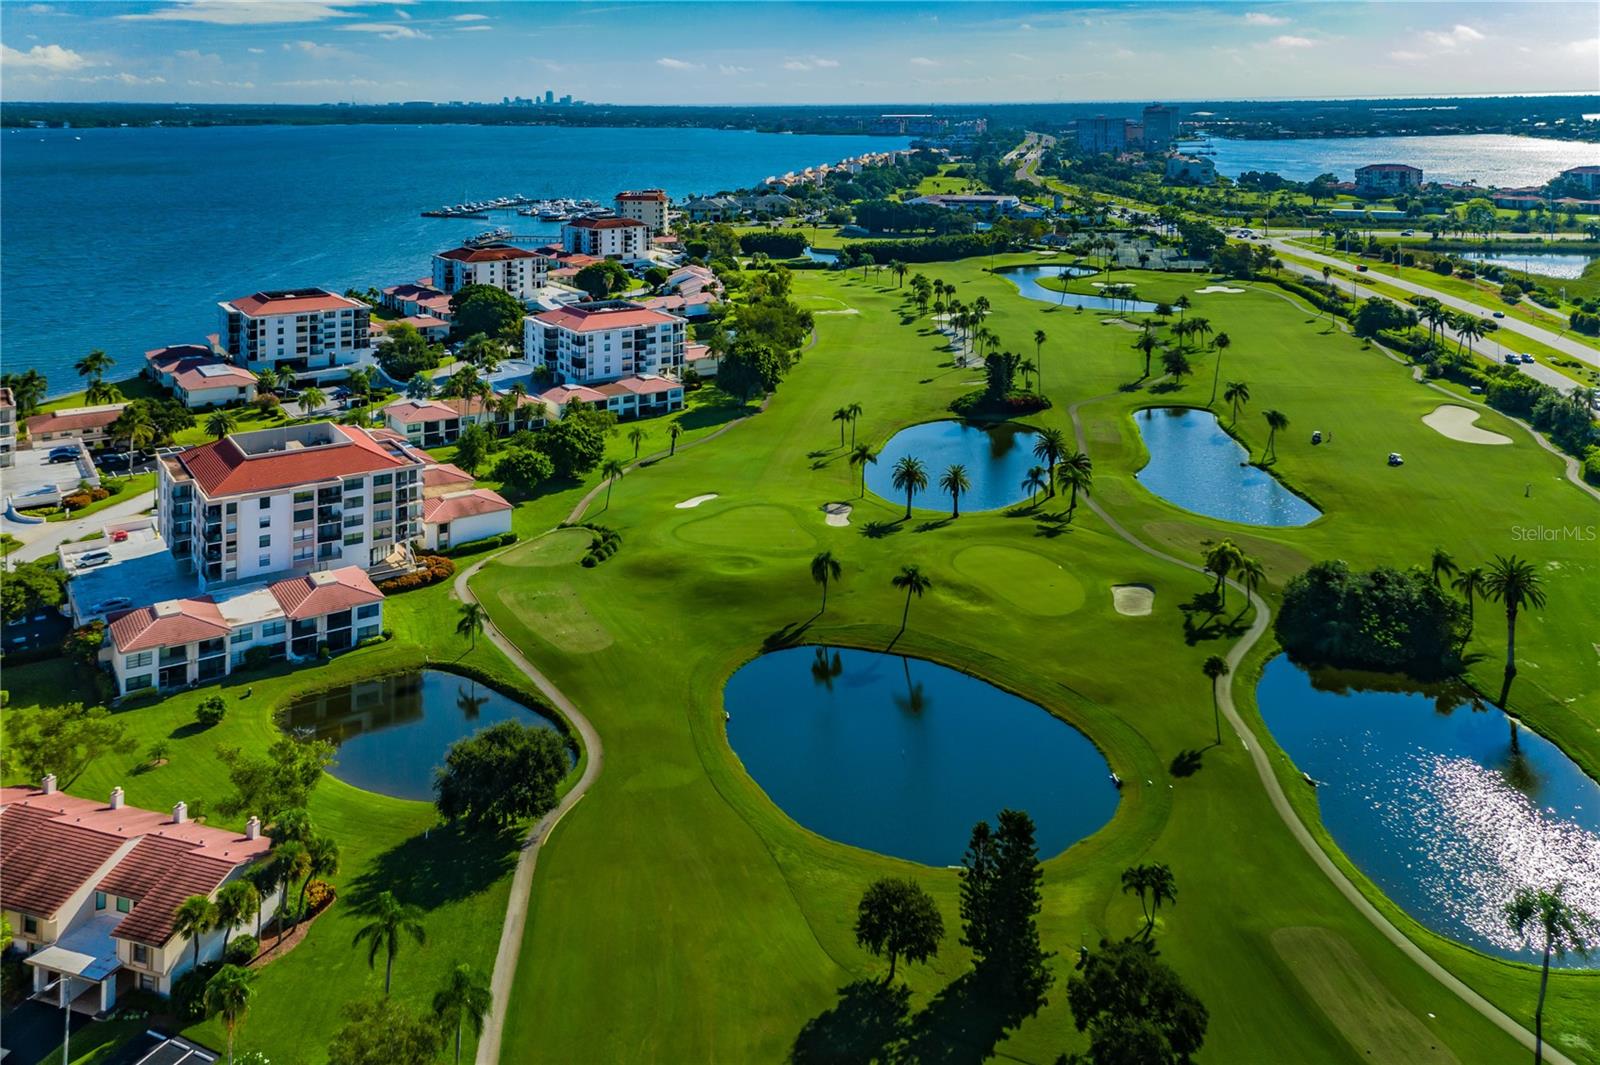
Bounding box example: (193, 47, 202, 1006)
(3, 490, 156, 565)
(1269, 238, 1600, 377)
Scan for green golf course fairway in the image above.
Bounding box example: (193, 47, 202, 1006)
(475, 262, 1597, 1062)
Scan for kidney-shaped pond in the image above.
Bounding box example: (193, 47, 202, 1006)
(996, 264, 1158, 313)
(724, 647, 1118, 865)
(1258, 655, 1600, 966)
(280, 670, 570, 801)
(1134, 407, 1321, 527)
(866, 420, 1043, 513)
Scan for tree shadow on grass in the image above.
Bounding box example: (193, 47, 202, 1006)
(677, 396, 759, 432)
(1169, 748, 1206, 778)
(344, 821, 519, 913)
(790, 979, 910, 1065)
(861, 520, 901, 540)
(914, 518, 954, 533)
(898, 973, 1039, 1065)
(1178, 591, 1248, 645)
(764, 619, 815, 652)
(167, 721, 210, 740)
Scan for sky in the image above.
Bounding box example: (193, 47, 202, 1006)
(2, 1, 1597, 106)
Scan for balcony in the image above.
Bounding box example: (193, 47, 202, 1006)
(317, 544, 342, 562)
(317, 523, 342, 543)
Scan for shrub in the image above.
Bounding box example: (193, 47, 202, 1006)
(1583, 446, 1600, 488)
(171, 961, 222, 1021)
(61, 492, 92, 511)
(949, 389, 1053, 418)
(62, 621, 105, 663)
(242, 645, 274, 670)
(579, 524, 622, 568)
(441, 531, 518, 558)
(195, 694, 227, 727)
(1277, 560, 1468, 679)
(224, 934, 259, 966)
(376, 553, 454, 593)
(305, 878, 336, 914)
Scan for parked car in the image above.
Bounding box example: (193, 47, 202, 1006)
(1400, 230, 1415, 236)
(1492, 311, 1505, 318)
(1504, 354, 1520, 365)
(1355, 264, 1369, 273)
(97, 451, 132, 471)
(47, 446, 80, 464)
(1520, 353, 1536, 364)
(93, 596, 132, 613)
(1469, 385, 1485, 394)
(75, 551, 113, 569)
(1387, 452, 1405, 467)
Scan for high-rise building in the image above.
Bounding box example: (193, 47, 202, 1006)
(614, 189, 671, 235)
(544, 89, 555, 105)
(1142, 104, 1177, 151)
(1075, 116, 1126, 155)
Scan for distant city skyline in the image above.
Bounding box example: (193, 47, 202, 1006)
(2, 1, 1596, 106)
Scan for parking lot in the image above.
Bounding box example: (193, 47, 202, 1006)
(2, 446, 96, 510)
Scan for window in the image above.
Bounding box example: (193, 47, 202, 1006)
(344, 495, 364, 510)
(259, 535, 271, 549)
(138, 973, 156, 991)
(95, 891, 107, 911)
(124, 674, 153, 693)
(259, 516, 271, 529)
(126, 651, 153, 669)
(262, 620, 286, 638)
(258, 555, 271, 569)
(294, 490, 313, 504)
(23, 915, 38, 935)
(358, 625, 380, 641)
(343, 532, 363, 547)
(294, 508, 314, 523)
(356, 603, 380, 620)
(117, 896, 131, 913)
(132, 943, 150, 965)
(373, 473, 393, 486)
(343, 477, 364, 491)
(225, 502, 237, 515)
(259, 497, 271, 510)
(234, 627, 253, 643)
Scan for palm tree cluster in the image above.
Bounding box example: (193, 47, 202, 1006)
(1200, 538, 1266, 611)
(1429, 549, 1548, 690)
(1020, 428, 1094, 520)
(1120, 863, 1178, 938)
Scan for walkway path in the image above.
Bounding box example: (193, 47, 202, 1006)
(1065, 395, 1575, 1065)
(3, 490, 156, 565)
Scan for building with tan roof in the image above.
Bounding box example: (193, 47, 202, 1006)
(24, 403, 127, 452)
(143, 344, 258, 409)
(613, 188, 671, 236)
(215, 287, 371, 382)
(523, 299, 686, 386)
(3, 779, 277, 1007)
(431, 242, 548, 300)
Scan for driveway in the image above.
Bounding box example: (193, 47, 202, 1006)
(0, 1001, 90, 1065)
(2, 490, 157, 566)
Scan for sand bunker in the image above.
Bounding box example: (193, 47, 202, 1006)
(814, 308, 861, 316)
(1194, 285, 1245, 294)
(1422, 405, 1512, 445)
(1112, 584, 1154, 616)
(675, 494, 719, 509)
(822, 502, 852, 527)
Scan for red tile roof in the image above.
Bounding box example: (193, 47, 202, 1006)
(435, 244, 542, 263)
(383, 282, 445, 301)
(176, 425, 420, 497)
(540, 384, 609, 405)
(171, 361, 257, 392)
(108, 598, 229, 653)
(423, 462, 476, 489)
(224, 288, 361, 317)
(25, 405, 126, 436)
(423, 488, 512, 524)
(111, 847, 241, 947)
(534, 303, 680, 333)
(565, 216, 648, 230)
(144, 344, 214, 368)
(594, 375, 682, 398)
(615, 188, 668, 202)
(384, 399, 462, 425)
(0, 804, 128, 920)
(268, 566, 383, 621)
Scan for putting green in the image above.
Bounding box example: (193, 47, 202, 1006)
(953, 544, 1087, 616)
(501, 528, 593, 567)
(492, 584, 612, 653)
(674, 504, 817, 552)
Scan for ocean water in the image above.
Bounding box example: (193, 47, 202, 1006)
(1200, 133, 1600, 187)
(0, 124, 907, 394)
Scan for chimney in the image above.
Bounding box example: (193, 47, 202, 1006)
(41, 774, 57, 795)
(172, 801, 188, 824)
(245, 816, 261, 841)
(110, 786, 125, 810)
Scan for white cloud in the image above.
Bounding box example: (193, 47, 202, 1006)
(1243, 12, 1289, 26)
(23, 4, 57, 13)
(277, 76, 384, 88)
(456, 24, 491, 32)
(74, 72, 166, 85)
(718, 63, 751, 75)
(285, 39, 349, 59)
(450, 13, 489, 21)
(339, 22, 427, 40)
(119, 2, 374, 25)
(1424, 24, 1485, 49)
(656, 56, 699, 70)
(1271, 34, 1314, 48)
(175, 48, 222, 62)
(247, 46, 265, 53)
(909, 56, 938, 67)
(0, 41, 89, 71)
(187, 78, 256, 88)
(782, 55, 839, 71)
(1566, 36, 1599, 56)
(393, 7, 409, 18)
(1388, 49, 1428, 62)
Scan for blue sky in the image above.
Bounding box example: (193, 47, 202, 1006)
(2, 2, 1596, 106)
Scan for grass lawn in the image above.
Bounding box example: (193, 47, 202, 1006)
(1, 580, 583, 1065)
(25, 474, 156, 523)
(470, 263, 1597, 1062)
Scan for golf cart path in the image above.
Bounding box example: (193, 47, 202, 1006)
(1065, 394, 1575, 1065)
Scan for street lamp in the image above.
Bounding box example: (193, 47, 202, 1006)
(39, 974, 74, 1065)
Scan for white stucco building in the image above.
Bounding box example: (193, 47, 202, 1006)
(431, 243, 548, 301)
(215, 288, 371, 381)
(523, 300, 686, 385)
(613, 189, 670, 235)
(561, 216, 650, 260)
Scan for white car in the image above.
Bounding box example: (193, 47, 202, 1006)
(75, 551, 113, 569)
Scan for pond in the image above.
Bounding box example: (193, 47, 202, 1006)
(804, 247, 840, 265)
(1133, 407, 1321, 527)
(1459, 251, 1594, 281)
(865, 420, 1043, 513)
(1257, 655, 1600, 966)
(279, 670, 569, 801)
(996, 264, 1158, 313)
(724, 647, 1118, 865)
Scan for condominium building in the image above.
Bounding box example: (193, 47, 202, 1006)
(1560, 165, 1600, 194)
(613, 188, 670, 235)
(1075, 116, 1127, 154)
(1, 387, 15, 468)
(24, 404, 126, 452)
(1142, 104, 1177, 151)
(523, 300, 686, 384)
(157, 422, 427, 589)
(1354, 163, 1423, 195)
(431, 243, 548, 301)
(144, 344, 258, 409)
(1164, 154, 1217, 185)
(215, 289, 371, 380)
(561, 216, 651, 260)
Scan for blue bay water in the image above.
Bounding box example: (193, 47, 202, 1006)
(1199, 133, 1600, 186)
(0, 124, 907, 394)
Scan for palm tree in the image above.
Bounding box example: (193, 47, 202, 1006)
(811, 550, 842, 612)
(601, 458, 626, 508)
(1174, 294, 1191, 323)
(1032, 428, 1065, 496)
(938, 464, 971, 518)
(845, 402, 864, 447)
(1120, 865, 1153, 931)
(1203, 538, 1243, 609)
(1223, 380, 1251, 426)
(1189, 316, 1214, 350)
(297, 387, 326, 418)
(849, 444, 878, 498)
(1017, 358, 1038, 391)
(1055, 451, 1093, 518)
(204, 965, 256, 1065)
(456, 602, 485, 651)
(1022, 465, 1050, 507)
(1236, 553, 1265, 606)
(1262, 409, 1288, 463)
(1208, 332, 1231, 407)
(831, 406, 852, 447)
(624, 426, 643, 459)
(352, 890, 427, 996)
(269, 841, 309, 946)
(667, 421, 684, 456)
(86, 380, 123, 405)
(891, 259, 907, 288)
(1142, 864, 1178, 937)
(245, 865, 277, 940)
(112, 404, 157, 453)
(1452, 565, 1486, 633)
(206, 409, 238, 440)
(75, 349, 114, 384)
(1032, 329, 1047, 391)
(890, 455, 927, 520)
(1429, 546, 1459, 588)
(1133, 326, 1158, 378)
(433, 962, 493, 1065)
(1504, 884, 1595, 1065)
(173, 894, 218, 972)
(213, 880, 260, 954)
(1483, 555, 1547, 684)
(1202, 655, 1230, 744)
(255, 366, 279, 394)
(890, 565, 932, 634)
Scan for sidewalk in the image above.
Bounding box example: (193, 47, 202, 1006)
(3, 490, 156, 566)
